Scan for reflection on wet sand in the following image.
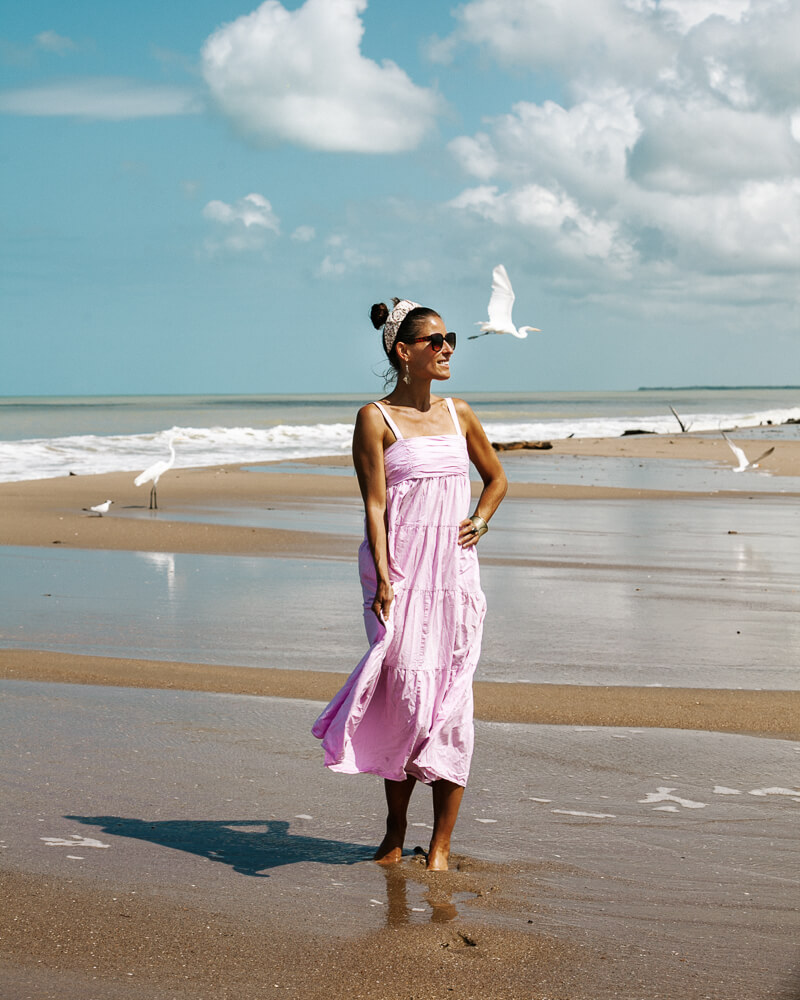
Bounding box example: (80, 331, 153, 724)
(380, 862, 471, 927)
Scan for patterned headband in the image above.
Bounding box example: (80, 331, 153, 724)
(383, 299, 421, 355)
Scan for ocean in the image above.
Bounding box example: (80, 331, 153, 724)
(1, 387, 798, 483)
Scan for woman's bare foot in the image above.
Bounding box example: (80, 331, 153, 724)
(373, 823, 406, 865)
(374, 776, 416, 865)
(425, 841, 450, 871)
(427, 779, 464, 871)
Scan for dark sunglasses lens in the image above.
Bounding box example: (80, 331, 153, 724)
(429, 332, 456, 351)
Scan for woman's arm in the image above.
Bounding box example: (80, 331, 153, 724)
(454, 398, 508, 549)
(352, 404, 395, 619)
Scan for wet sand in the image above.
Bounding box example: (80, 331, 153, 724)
(2, 438, 799, 998)
(1, 649, 799, 740)
(2, 682, 799, 1000)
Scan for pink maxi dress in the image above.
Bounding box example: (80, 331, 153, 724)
(312, 397, 487, 787)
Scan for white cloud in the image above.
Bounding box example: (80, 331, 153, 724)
(682, 2, 800, 112)
(318, 234, 379, 277)
(628, 97, 800, 193)
(450, 0, 674, 85)
(443, 0, 800, 301)
(34, 31, 76, 53)
(291, 225, 316, 242)
(658, 0, 751, 33)
(448, 0, 799, 110)
(449, 183, 636, 275)
(636, 180, 800, 273)
(201, 0, 443, 153)
(0, 78, 200, 119)
(204, 193, 280, 231)
(202, 193, 280, 254)
(450, 90, 641, 203)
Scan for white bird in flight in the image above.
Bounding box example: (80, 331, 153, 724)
(469, 264, 541, 340)
(721, 432, 774, 472)
(135, 435, 178, 509)
(82, 499, 114, 516)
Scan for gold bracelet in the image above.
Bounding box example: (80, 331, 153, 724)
(468, 514, 489, 537)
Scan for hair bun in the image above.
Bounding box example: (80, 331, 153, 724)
(370, 302, 389, 330)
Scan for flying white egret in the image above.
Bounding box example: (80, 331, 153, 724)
(721, 432, 774, 472)
(82, 499, 114, 516)
(469, 264, 540, 340)
(135, 436, 178, 509)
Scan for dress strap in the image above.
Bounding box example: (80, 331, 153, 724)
(372, 401, 403, 440)
(444, 397, 462, 436)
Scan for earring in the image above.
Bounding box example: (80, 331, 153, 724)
(403, 363, 411, 386)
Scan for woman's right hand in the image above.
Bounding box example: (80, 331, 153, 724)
(371, 580, 395, 621)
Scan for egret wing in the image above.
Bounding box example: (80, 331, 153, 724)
(487, 264, 515, 330)
(135, 459, 167, 485)
(721, 432, 747, 470)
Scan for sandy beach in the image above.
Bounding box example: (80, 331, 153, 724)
(2, 434, 800, 555)
(2, 435, 799, 999)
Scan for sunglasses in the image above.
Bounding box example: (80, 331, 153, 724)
(409, 332, 457, 351)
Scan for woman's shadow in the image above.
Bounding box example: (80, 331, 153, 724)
(65, 815, 372, 878)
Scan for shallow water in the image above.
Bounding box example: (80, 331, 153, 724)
(251, 447, 800, 493)
(3, 496, 798, 688)
(496, 450, 800, 491)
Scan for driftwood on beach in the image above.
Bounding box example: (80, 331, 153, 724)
(492, 440, 553, 451)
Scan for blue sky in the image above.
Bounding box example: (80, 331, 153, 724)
(1, 0, 798, 396)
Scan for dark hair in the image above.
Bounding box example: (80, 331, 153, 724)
(370, 298, 440, 375)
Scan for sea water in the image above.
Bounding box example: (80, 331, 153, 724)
(0, 387, 798, 483)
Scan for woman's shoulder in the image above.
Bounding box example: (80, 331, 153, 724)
(356, 400, 383, 418)
(355, 401, 390, 435)
(449, 397, 483, 435)
(449, 396, 477, 418)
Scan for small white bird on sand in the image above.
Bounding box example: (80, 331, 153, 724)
(134, 435, 178, 509)
(469, 264, 541, 340)
(721, 432, 775, 472)
(83, 499, 114, 516)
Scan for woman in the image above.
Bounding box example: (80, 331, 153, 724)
(312, 298, 507, 871)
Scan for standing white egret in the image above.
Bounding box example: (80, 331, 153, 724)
(469, 264, 540, 340)
(82, 499, 114, 516)
(134, 436, 177, 509)
(721, 432, 774, 472)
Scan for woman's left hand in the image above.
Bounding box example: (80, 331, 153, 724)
(458, 517, 482, 548)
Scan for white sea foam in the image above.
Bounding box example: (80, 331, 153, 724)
(2, 400, 798, 482)
(0, 423, 354, 482)
(483, 406, 800, 443)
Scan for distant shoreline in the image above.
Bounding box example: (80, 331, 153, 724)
(638, 385, 800, 391)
